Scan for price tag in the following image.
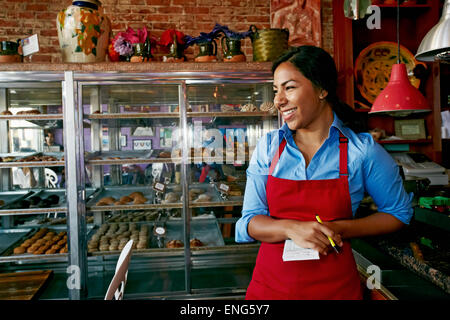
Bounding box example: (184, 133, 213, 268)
(218, 183, 230, 194)
(153, 182, 166, 193)
(21, 34, 39, 56)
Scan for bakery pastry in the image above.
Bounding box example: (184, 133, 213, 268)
(96, 196, 116, 206)
(133, 197, 147, 204)
(166, 240, 184, 248)
(13, 246, 26, 254)
(190, 238, 204, 247)
(0, 110, 12, 115)
(120, 196, 133, 203)
(128, 192, 144, 199)
(158, 151, 171, 158)
(194, 194, 212, 202)
(240, 103, 258, 112)
(260, 101, 277, 115)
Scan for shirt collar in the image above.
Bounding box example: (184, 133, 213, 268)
(278, 111, 351, 140)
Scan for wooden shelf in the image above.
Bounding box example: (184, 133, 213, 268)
(87, 112, 179, 119)
(0, 62, 273, 74)
(0, 114, 63, 120)
(377, 139, 432, 144)
(376, 3, 432, 8)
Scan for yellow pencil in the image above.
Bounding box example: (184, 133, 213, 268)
(315, 215, 340, 254)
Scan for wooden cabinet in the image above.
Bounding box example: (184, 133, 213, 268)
(333, 0, 444, 163)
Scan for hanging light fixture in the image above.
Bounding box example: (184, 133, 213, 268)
(415, 0, 450, 62)
(369, 0, 431, 116)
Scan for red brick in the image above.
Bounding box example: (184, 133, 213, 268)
(25, 4, 47, 11)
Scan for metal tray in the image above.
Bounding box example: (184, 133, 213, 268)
(0, 190, 33, 209)
(188, 182, 222, 206)
(158, 218, 225, 248)
(86, 221, 154, 255)
(1, 225, 65, 257)
(25, 189, 66, 207)
(0, 228, 34, 255)
(86, 186, 154, 208)
(0, 152, 64, 167)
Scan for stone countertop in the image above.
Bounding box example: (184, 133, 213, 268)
(0, 62, 273, 73)
(368, 219, 450, 295)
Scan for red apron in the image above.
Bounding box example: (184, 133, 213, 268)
(245, 133, 363, 300)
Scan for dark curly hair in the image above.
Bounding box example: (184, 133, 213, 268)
(272, 46, 364, 133)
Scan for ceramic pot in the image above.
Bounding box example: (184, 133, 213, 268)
(194, 40, 217, 62)
(222, 37, 245, 62)
(0, 40, 22, 63)
(163, 34, 186, 62)
(130, 40, 153, 62)
(56, 0, 111, 63)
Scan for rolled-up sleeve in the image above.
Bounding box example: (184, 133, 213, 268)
(235, 133, 273, 243)
(362, 139, 414, 224)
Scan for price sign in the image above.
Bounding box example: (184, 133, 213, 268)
(218, 183, 230, 194)
(153, 182, 166, 193)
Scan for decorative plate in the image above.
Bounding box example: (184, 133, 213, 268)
(354, 41, 425, 103)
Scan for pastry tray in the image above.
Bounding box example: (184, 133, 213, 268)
(188, 182, 222, 207)
(87, 186, 152, 210)
(1, 225, 67, 257)
(0, 152, 64, 167)
(25, 189, 67, 208)
(0, 228, 34, 256)
(159, 218, 225, 248)
(85, 150, 154, 165)
(0, 190, 34, 209)
(86, 218, 224, 254)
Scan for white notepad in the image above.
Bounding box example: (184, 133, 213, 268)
(282, 239, 320, 261)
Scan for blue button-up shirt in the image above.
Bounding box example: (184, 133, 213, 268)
(235, 113, 414, 243)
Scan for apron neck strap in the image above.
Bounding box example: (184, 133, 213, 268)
(338, 133, 349, 177)
(268, 132, 349, 177)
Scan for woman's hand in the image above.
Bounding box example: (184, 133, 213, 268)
(285, 220, 343, 255)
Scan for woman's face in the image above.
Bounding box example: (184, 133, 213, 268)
(273, 62, 328, 131)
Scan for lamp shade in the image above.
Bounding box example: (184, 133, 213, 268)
(415, 0, 450, 62)
(369, 63, 430, 115)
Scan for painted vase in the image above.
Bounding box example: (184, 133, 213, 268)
(56, 0, 111, 63)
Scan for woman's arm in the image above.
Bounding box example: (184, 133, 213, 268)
(326, 212, 405, 239)
(248, 215, 343, 255)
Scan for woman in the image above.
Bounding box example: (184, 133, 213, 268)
(235, 46, 413, 300)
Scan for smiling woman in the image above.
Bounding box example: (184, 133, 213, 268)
(235, 45, 414, 300)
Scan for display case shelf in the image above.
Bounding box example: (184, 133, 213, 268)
(87, 113, 180, 119)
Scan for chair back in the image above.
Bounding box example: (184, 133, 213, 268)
(44, 168, 58, 188)
(104, 239, 134, 300)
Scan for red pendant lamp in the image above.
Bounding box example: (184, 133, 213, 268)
(369, 1, 430, 116)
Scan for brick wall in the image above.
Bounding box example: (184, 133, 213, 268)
(0, 0, 334, 63)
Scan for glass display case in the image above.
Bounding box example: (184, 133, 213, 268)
(0, 66, 279, 299)
(77, 75, 278, 298)
(0, 79, 72, 297)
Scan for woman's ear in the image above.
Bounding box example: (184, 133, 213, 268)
(319, 90, 328, 100)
